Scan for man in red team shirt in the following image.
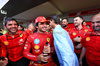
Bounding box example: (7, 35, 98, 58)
(24, 23, 35, 36)
(70, 16, 91, 65)
(23, 16, 56, 66)
(79, 14, 100, 66)
(0, 18, 33, 66)
(61, 18, 71, 32)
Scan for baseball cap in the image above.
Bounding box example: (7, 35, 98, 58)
(35, 16, 50, 24)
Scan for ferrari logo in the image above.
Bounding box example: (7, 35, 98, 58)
(20, 34, 23, 37)
(47, 38, 50, 42)
(73, 32, 76, 36)
(85, 29, 88, 32)
(4, 41, 9, 45)
(86, 37, 90, 41)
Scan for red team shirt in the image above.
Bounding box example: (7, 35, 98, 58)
(24, 29, 34, 37)
(0, 30, 32, 62)
(23, 32, 56, 66)
(62, 26, 71, 32)
(82, 32, 100, 66)
(69, 26, 92, 53)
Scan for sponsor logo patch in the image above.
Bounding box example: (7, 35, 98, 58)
(86, 37, 90, 41)
(34, 39, 40, 44)
(73, 32, 76, 36)
(4, 41, 9, 45)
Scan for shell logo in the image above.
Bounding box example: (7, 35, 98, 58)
(4, 41, 9, 45)
(34, 45, 40, 50)
(73, 32, 76, 36)
(86, 37, 90, 41)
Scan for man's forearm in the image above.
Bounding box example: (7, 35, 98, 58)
(79, 47, 86, 60)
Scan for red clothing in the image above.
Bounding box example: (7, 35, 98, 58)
(0, 42, 1, 57)
(70, 27, 92, 53)
(62, 26, 71, 32)
(23, 32, 56, 66)
(0, 30, 32, 62)
(82, 32, 100, 66)
(24, 29, 34, 36)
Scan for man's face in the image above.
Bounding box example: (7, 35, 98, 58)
(37, 22, 48, 33)
(74, 17, 83, 27)
(18, 26, 22, 30)
(62, 19, 68, 28)
(46, 25, 51, 31)
(5, 20, 18, 34)
(28, 24, 35, 31)
(50, 20, 54, 28)
(92, 15, 100, 31)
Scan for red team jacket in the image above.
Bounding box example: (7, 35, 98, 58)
(23, 32, 56, 66)
(82, 32, 100, 66)
(69, 27, 92, 53)
(0, 30, 32, 62)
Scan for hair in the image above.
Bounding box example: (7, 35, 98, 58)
(82, 20, 86, 25)
(4, 18, 19, 26)
(62, 18, 69, 22)
(18, 25, 24, 31)
(74, 15, 83, 20)
(86, 24, 90, 27)
(35, 22, 39, 26)
(50, 15, 61, 24)
(19, 25, 23, 28)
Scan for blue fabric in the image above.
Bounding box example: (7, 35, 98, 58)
(53, 25, 79, 66)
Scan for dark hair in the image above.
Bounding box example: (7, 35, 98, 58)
(18, 25, 24, 31)
(50, 15, 60, 24)
(74, 15, 83, 20)
(86, 25, 90, 27)
(4, 18, 19, 26)
(62, 18, 69, 22)
(19, 25, 23, 28)
(36, 22, 39, 26)
(82, 21, 86, 25)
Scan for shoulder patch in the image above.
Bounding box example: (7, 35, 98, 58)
(4, 41, 9, 45)
(86, 37, 90, 41)
(73, 32, 76, 36)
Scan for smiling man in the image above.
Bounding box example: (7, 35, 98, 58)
(61, 18, 71, 32)
(0, 18, 33, 66)
(79, 13, 100, 66)
(23, 16, 56, 66)
(70, 16, 91, 60)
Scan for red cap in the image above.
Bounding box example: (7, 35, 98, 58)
(35, 16, 49, 24)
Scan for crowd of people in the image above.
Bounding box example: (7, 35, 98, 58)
(0, 13, 100, 66)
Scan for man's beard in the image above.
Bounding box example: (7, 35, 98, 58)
(7, 28, 17, 34)
(62, 25, 67, 28)
(92, 26, 100, 31)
